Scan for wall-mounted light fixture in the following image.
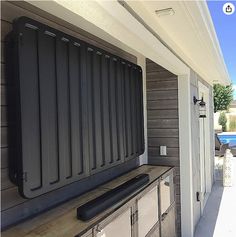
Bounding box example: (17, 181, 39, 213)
(193, 96, 206, 118)
(155, 8, 175, 17)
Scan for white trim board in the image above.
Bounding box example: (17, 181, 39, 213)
(178, 74, 194, 237)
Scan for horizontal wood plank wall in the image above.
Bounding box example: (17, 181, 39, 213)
(146, 58, 181, 236)
(1, 1, 138, 229)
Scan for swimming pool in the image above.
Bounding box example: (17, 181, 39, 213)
(218, 133, 236, 147)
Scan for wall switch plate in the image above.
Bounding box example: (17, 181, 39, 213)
(160, 146, 167, 156)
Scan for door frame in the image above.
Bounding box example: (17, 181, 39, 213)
(178, 73, 195, 237)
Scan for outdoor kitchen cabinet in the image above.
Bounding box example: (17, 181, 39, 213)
(95, 206, 133, 237)
(93, 181, 159, 237)
(160, 172, 176, 237)
(2, 165, 176, 237)
(160, 204, 176, 237)
(136, 185, 159, 237)
(92, 168, 175, 237)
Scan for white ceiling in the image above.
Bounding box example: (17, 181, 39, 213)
(127, 0, 230, 85)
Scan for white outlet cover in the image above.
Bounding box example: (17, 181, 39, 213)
(160, 146, 167, 156)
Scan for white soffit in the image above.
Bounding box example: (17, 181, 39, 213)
(126, 0, 230, 85)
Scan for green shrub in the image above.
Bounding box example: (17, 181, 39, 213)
(213, 84, 234, 112)
(229, 115, 236, 132)
(218, 112, 227, 132)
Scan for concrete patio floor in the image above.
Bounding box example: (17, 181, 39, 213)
(194, 158, 236, 237)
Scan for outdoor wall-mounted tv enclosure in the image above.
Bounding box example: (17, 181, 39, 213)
(7, 17, 144, 198)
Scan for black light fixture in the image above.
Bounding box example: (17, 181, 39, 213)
(193, 96, 206, 118)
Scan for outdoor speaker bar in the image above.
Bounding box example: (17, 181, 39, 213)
(77, 174, 149, 221)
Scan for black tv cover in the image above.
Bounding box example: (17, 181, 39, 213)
(8, 17, 144, 198)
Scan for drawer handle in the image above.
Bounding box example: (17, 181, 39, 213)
(161, 212, 168, 221)
(96, 225, 102, 233)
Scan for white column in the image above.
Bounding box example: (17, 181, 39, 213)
(178, 73, 194, 237)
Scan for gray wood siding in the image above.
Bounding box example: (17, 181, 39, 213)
(146, 59, 181, 236)
(1, 1, 139, 229)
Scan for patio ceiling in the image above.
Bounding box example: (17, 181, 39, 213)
(26, 0, 230, 85)
(126, 0, 230, 85)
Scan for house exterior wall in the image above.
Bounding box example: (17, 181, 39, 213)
(1, 1, 217, 236)
(146, 59, 181, 236)
(0, 1, 147, 229)
(146, 63, 214, 237)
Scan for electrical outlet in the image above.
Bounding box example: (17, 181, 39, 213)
(160, 146, 167, 156)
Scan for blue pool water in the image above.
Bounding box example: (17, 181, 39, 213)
(218, 134, 236, 147)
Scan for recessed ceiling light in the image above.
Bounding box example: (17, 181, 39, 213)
(155, 8, 175, 17)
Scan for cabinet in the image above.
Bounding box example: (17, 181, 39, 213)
(137, 186, 159, 237)
(96, 208, 132, 237)
(1, 165, 175, 237)
(160, 173, 174, 215)
(90, 169, 175, 237)
(161, 204, 176, 237)
(160, 172, 176, 237)
(93, 182, 159, 237)
(146, 222, 160, 237)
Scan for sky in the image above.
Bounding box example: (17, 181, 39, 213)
(207, 1, 236, 98)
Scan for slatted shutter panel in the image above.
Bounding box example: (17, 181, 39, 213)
(12, 18, 88, 198)
(86, 46, 126, 174)
(138, 69, 145, 154)
(9, 17, 144, 198)
(122, 62, 144, 161)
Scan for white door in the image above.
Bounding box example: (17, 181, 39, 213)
(198, 82, 211, 213)
(96, 208, 132, 237)
(160, 176, 172, 215)
(137, 186, 159, 237)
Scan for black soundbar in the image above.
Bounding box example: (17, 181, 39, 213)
(77, 173, 149, 221)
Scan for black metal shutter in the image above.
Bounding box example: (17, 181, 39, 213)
(9, 17, 144, 198)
